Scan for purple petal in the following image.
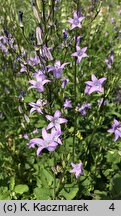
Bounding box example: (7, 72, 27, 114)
(61, 62, 70, 68)
(70, 24, 76, 30)
(46, 115, 53, 121)
(79, 16, 85, 22)
(77, 56, 82, 63)
(85, 81, 94, 86)
(47, 122, 54, 130)
(88, 86, 97, 94)
(48, 66, 55, 72)
(75, 171, 80, 179)
(82, 53, 88, 58)
(107, 128, 114, 133)
(68, 18, 74, 24)
(91, 74, 97, 82)
(71, 162, 76, 168)
(42, 79, 51, 85)
(69, 169, 75, 174)
(114, 134, 119, 142)
(30, 108, 36, 114)
(99, 77, 107, 84)
(76, 46, 81, 52)
(55, 124, 61, 131)
(71, 52, 77, 57)
(37, 146, 45, 156)
(47, 142, 58, 151)
(114, 119, 120, 126)
(54, 110, 61, 118)
(29, 80, 36, 85)
(77, 23, 82, 28)
(29, 138, 44, 146)
(42, 128, 48, 140)
(73, 11, 78, 19)
(81, 47, 87, 53)
(59, 117, 68, 124)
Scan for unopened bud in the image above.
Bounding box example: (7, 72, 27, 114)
(36, 26, 43, 45)
(19, 11, 24, 28)
(32, 6, 40, 23)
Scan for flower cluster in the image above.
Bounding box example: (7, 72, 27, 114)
(24, 9, 115, 181)
(76, 103, 91, 116)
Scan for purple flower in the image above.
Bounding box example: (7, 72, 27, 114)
(97, 98, 108, 107)
(71, 46, 88, 63)
(36, 26, 43, 45)
(76, 102, 91, 116)
(68, 11, 85, 30)
(18, 90, 25, 99)
(85, 74, 107, 94)
(28, 128, 61, 156)
(33, 129, 39, 134)
(105, 51, 114, 69)
(63, 29, 68, 40)
(23, 133, 29, 139)
(111, 17, 115, 24)
(26, 56, 40, 66)
(105, 32, 108, 37)
(40, 45, 53, 61)
(20, 63, 27, 73)
(63, 99, 72, 109)
(28, 74, 51, 93)
(46, 110, 68, 131)
(29, 99, 47, 114)
(51, 128, 62, 145)
(76, 36, 83, 46)
(33, 69, 46, 80)
(107, 119, 121, 141)
(118, 9, 121, 15)
(70, 162, 83, 179)
(47, 60, 70, 79)
(61, 77, 69, 88)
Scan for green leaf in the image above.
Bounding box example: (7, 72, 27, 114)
(42, 168, 54, 186)
(34, 187, 51, 200)
(93, 190, 108, 200)
(59, 183, 79, 200)
(110, 174, 121, 199)
(24, 96, 35, 103)
(0, 187, 10, 200)
(14, 184, 29, 195)
(106, 150, 121, 164)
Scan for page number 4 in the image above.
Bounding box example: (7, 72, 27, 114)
(109, 203, 115, 211)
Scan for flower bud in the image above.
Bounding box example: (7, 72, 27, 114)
(19, 11, 24, 28)
(36, 26, 43, 45)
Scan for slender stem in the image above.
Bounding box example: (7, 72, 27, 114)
(53, 153, 56, 200)
(72, 35, 77, 162)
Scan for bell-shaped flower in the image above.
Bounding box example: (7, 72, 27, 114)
(46, 110, 68, 131)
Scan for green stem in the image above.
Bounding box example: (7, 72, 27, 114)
(53, 153, 56, 200)
(73, 36, 77, 162)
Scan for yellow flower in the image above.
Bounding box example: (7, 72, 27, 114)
(76, 131, 83, 140)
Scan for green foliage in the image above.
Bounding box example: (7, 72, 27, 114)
(14, 184, 29, 195)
